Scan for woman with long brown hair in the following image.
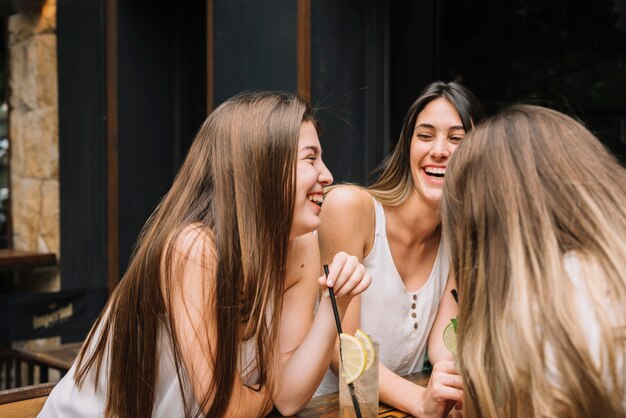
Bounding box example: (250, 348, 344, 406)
(442, 105, 626, 417)
(39, 91, 371, 417)
(315, 81, 485, 417)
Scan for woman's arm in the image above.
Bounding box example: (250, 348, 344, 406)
(427, 271, 459, 364)
(273, 232, 371, 415)
(167, 226, 272, 418)
(317, 186, 374, 373)
(403, 270, 462, 418)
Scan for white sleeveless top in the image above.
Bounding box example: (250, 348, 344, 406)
(39, 322, 259, 417)
(550, 254, 625, 409)
(316, 198, 449, 395)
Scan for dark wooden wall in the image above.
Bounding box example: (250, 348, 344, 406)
(57, 0, 108, 340)
(213, 0, 297, 105)
(56, 0, 626, 325)
(57, 0, 435, 304)
(116, 1, 206, 278)
(57, 0, 108, 292)
(58, 0, 206, 305)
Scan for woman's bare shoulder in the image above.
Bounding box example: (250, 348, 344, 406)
(169, 223, 216, 258)
(162, 223, 217, 291)
(323, 185, 373, 218)
(284, 232, 320, 291)
(320, 186, 376, 257)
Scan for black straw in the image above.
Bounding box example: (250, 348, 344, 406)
(451, 289, 459, 304)
(324, 265, 362, 418)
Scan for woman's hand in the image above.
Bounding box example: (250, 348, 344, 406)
(416, 360, 463, 418)
(318, 251, 371, 308)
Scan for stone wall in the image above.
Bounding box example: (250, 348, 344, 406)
(8, 0, 59, 292)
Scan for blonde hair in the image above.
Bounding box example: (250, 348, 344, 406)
(75, 92, 313, 417)
(442, 104, 626, 418)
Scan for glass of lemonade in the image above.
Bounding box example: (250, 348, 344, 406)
(339, 330, 379, 418)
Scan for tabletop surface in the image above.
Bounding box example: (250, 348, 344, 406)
(10, 342, 82, 371)
(267, 370, 430, 417)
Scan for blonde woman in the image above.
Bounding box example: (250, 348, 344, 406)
(442, 104, 626, 418)
(39, 92, 371, 417)
(316, 81, 485, 417)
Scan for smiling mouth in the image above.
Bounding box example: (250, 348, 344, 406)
(424, 166, 446, 178)
(307, 194, 323, 207)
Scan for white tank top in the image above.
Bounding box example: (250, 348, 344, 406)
(39, 322, 259, 417)
(316, 197, 449, 395)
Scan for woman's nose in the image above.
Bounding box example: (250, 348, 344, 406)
(319, 161, 334, 186)
(430, 138, 450, 159)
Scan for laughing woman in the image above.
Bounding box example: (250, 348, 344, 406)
(316, 81, 485, 417)
(39, 92, 371, 417)
(443, 105, 626, 418)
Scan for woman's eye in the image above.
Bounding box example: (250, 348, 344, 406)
(417, 134, 432, 140)
(450, 136, 464, 142)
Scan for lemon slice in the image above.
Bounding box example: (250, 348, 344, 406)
(355, 329, 375, 371)
(339, 333, 366, 384)
(443, 321, 457, 355)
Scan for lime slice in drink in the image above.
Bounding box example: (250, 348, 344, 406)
(443, 321, 457, 355)
(339, 333, 367, 384)
(355, 329, 376, 371)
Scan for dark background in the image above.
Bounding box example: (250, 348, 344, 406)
(0, 0, 621, 341)
(439, 0, 626, 162)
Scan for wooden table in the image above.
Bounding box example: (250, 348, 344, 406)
(9, 342, 82, 372)
(268, 370, 430, 417)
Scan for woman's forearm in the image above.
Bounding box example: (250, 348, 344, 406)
(379, 363, 426, 417)
(273, 297, 346, 415)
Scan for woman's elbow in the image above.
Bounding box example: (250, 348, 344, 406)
(274, 396, 310, 417)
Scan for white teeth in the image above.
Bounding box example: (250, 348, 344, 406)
(425, 167, 446, 176)
(307, 194, 324, 207)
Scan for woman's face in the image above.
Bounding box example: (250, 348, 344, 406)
(410, 97, 466, 204)
(290, 121, 333, 239)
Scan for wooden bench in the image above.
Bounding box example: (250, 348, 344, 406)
(0, 382, 54, 418)
(1, 343, 80, 388)
(0, 249, 73, 391)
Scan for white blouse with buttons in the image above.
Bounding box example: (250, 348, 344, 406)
(315, 198, 449, 395)
(360, 198, 448, 376)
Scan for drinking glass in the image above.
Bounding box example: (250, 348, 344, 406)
(338, 339, 379, 418)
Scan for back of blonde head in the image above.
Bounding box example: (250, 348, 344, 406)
(443, 105, 626, 418)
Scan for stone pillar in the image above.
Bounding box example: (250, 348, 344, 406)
(8, 0, 59, 292)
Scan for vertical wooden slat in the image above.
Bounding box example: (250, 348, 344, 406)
(105, 0, 119, 294)
(27, 362, 33, 385)
(39, 366, 48, 384)
(297, 0, 311, 102)
(206, 0, 214, 114)
(14, 361, 21, 387)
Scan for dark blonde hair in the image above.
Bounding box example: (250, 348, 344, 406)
(75, 92, 314, 417)
(443, 105, 626, 418)
(367, 80, 485, 205)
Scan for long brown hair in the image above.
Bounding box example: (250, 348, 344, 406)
(367, 80, 485, 205)
(443, 105, 626, 417)
(75, 92, 314, 417)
